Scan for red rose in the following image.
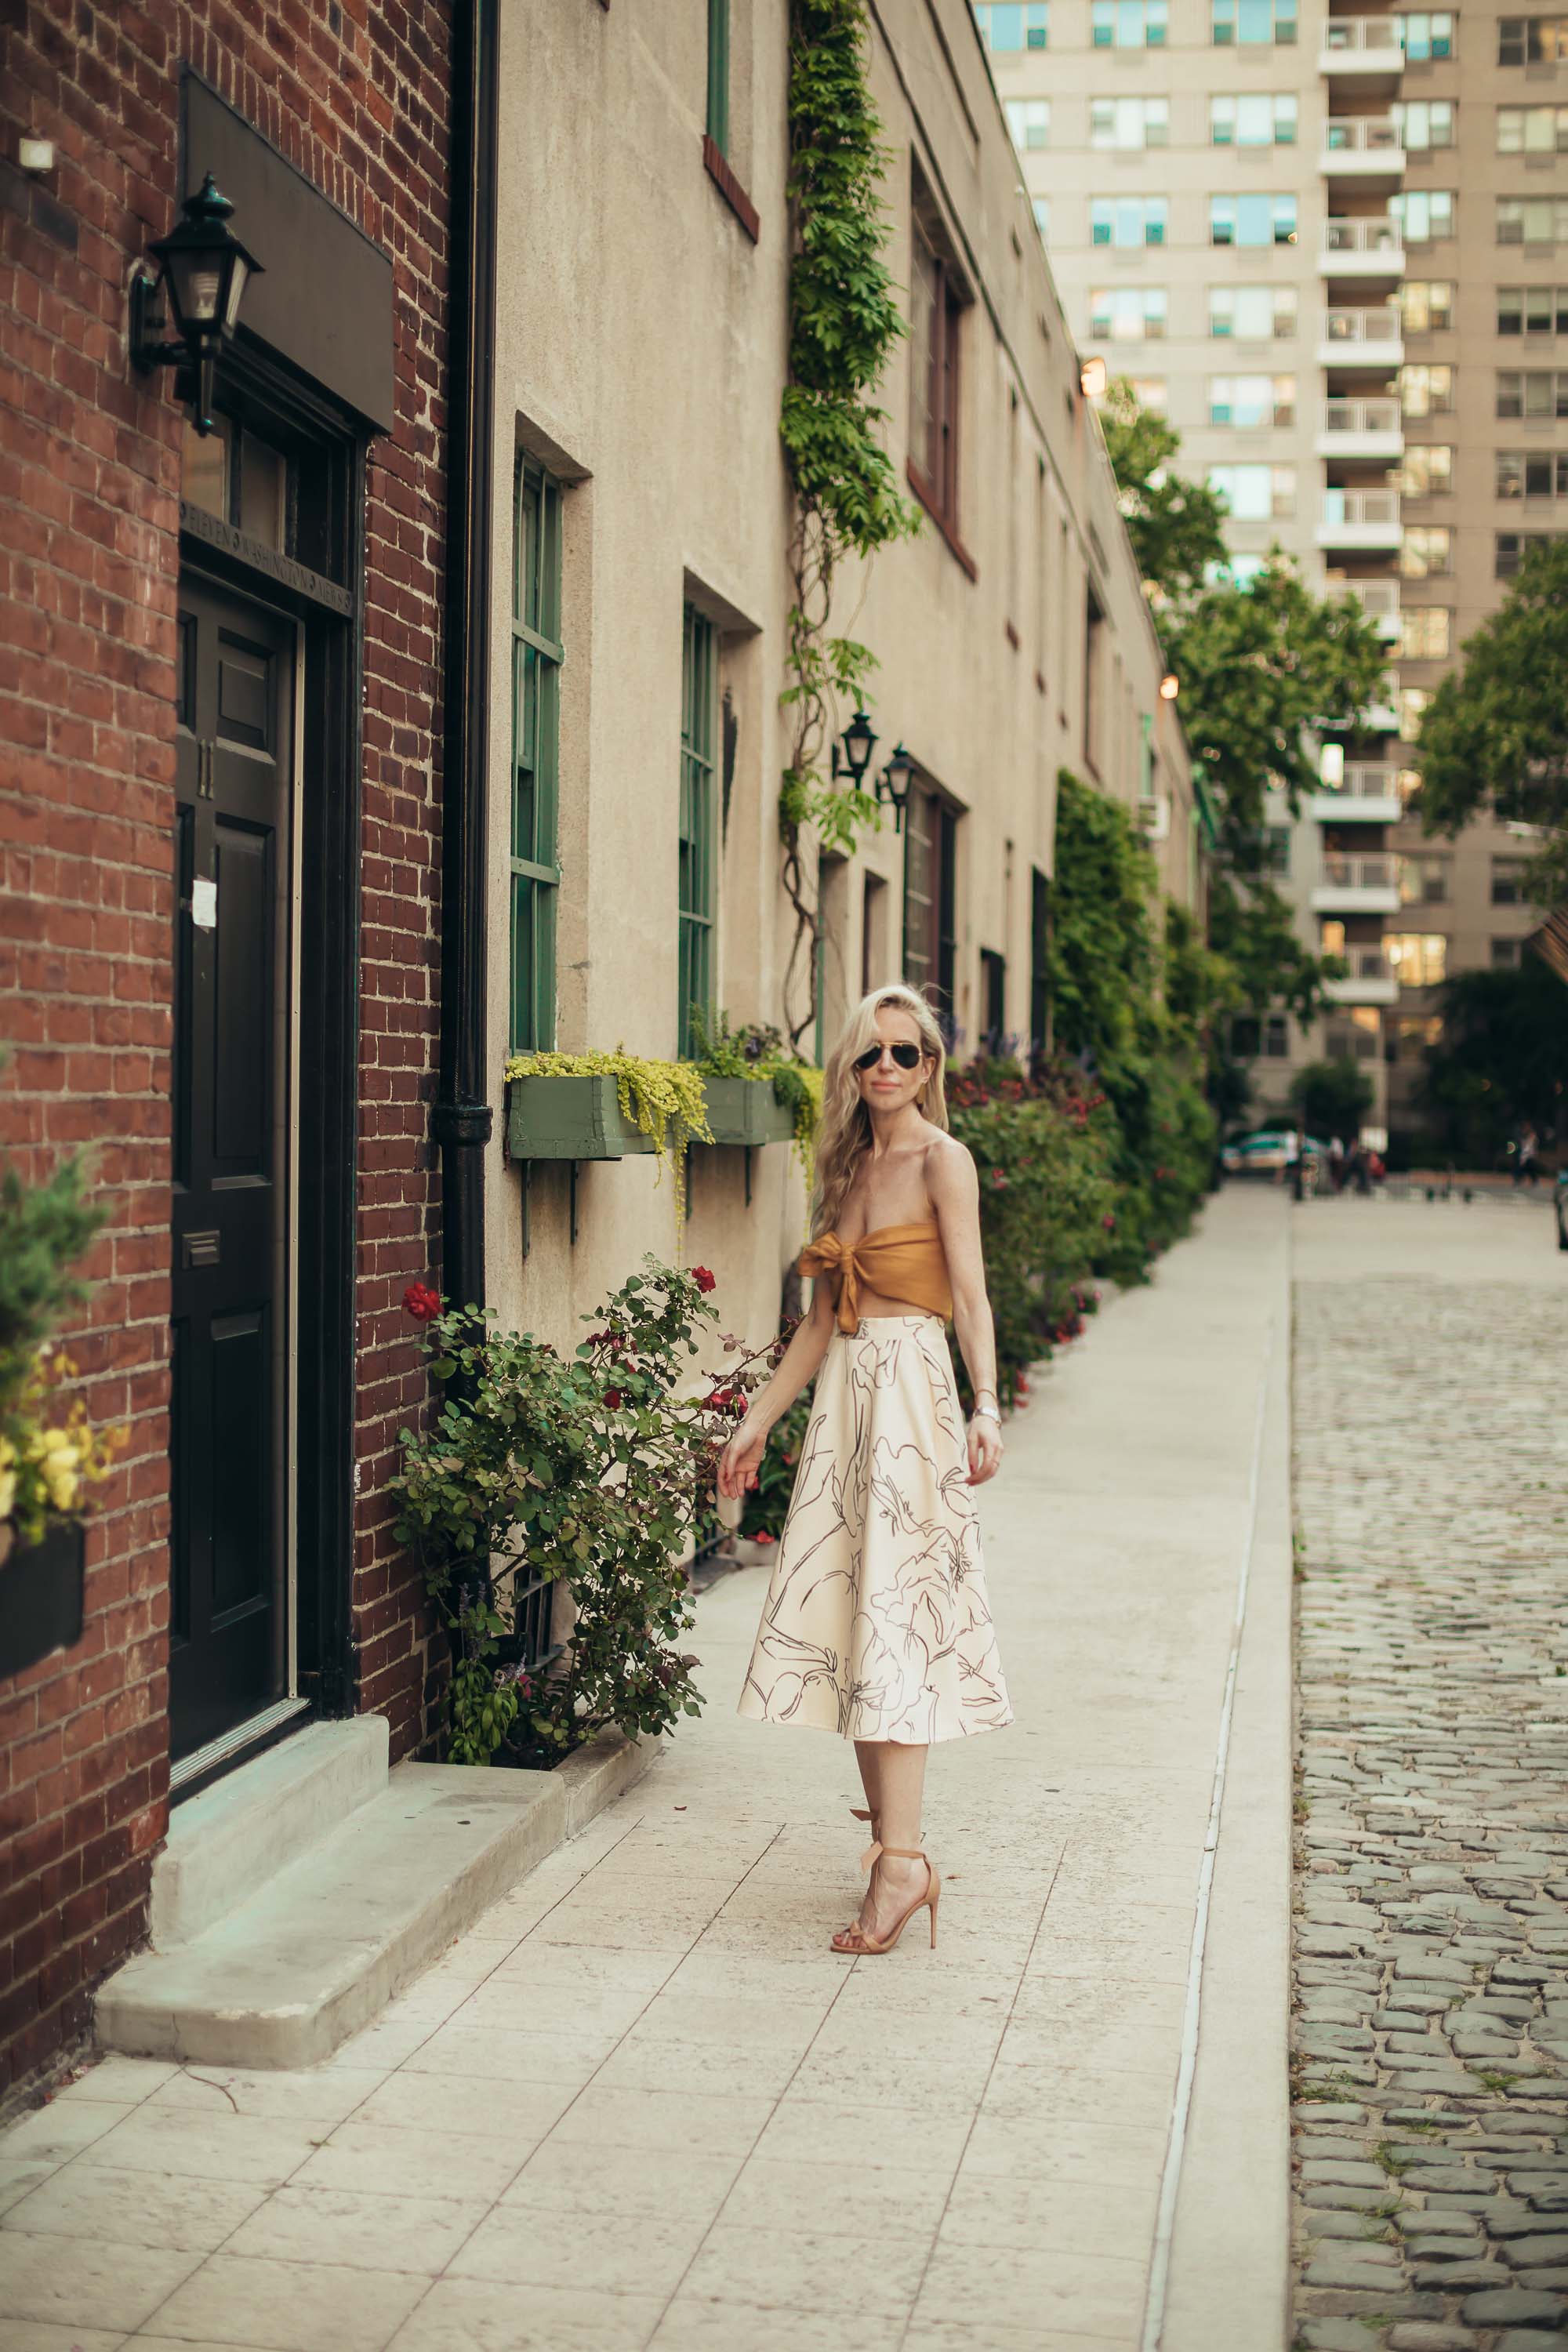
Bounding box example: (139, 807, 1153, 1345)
(1102, 1213, 1116, 1231)
(604, 1386, 623, 1410)
(692, 1267, 717, 1294)
(403, 1282, 441, 1323)
(753, 1530, 775, 1545)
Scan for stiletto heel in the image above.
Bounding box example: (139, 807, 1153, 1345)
(830, 1846, 940, 1956)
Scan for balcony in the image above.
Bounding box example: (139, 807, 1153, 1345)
(1325, 948, 1399, 1006)
(1317, 488, 1403, 553)
(1318, 14, 1406, 73)
(1310, 760, 1404, 819)
(1317, 304, 1404, 368)
(1312, 852, 1402, 913)
(1319, 217, 1405, 278)
(1322, 117, 1406, 180)
(1317, 395, 1404, 462)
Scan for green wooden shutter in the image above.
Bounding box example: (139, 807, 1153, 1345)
(510, 457, 563, 1052)
(678, 604, 717, 1058)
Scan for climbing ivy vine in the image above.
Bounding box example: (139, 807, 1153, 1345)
(779, 0, 920, 1045)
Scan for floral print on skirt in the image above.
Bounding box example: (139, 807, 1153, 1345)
(737, 1315, 1013, 1744)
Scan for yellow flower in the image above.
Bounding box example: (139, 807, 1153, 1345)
(0, 1465, 15, 1522)
(41, 1447, 80, 1515)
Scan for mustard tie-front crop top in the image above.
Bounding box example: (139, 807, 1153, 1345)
(798, 1221, 953, 1334)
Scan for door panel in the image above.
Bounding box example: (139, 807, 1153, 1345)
(169, 575, 295, 1764)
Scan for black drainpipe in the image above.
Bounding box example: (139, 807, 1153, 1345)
(433, 0, 500, 1312)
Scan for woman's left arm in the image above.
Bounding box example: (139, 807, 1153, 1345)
(927, 1137, 1004, 1486)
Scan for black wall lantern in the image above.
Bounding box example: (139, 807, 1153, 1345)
(832, 708, 879, 789)
(130, 173, 263, 437)
(877, 743, 915, 833)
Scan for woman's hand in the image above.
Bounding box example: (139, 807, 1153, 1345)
(718, 1414, 770, 1501)
(966, 1413, 1003, 1486)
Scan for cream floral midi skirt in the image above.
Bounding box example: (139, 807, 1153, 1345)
(737, 1315, 1013, 1744)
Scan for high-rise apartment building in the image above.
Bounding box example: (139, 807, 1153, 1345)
(978, 0, 1556, 1146)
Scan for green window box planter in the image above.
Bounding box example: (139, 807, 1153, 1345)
(506, 1073, 659, 1162)
(0, 1516, 86, 1681)
(697, 1076, 797, 1149)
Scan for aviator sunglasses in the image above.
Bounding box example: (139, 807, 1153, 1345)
(853, 1040, 924, 1072)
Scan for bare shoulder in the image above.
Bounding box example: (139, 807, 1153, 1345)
(923, 1127, 977, 1202)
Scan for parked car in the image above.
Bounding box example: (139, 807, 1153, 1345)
(1221, 1128, 1330, 1175)
(1556, 1166, 1567, 1252)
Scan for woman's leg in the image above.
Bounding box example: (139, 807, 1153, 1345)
(851, 1739, 930, 1938)
(853, 1737, 884, 1828)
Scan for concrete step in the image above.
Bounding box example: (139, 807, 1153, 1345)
(151, 1717, 388, 1947)
(96, 1731, 655, 2068)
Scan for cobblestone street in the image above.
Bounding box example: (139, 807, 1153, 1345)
(1291, 1196, 1568, 2352)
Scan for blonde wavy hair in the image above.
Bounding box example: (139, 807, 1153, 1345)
(811, 983, 949, 1238)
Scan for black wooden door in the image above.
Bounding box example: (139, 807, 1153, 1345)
(170, 576, 295, 1762)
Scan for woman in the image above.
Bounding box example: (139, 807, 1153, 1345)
(719, 984, 1012, 1958)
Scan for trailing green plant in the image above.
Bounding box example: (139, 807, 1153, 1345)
(685, 1006, 823, 1172)
(778, 0, 922, 1045)
(392, 1260, 789, 1769)
(503, 1047, 713, 1219)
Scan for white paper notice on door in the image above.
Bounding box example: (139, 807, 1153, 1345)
(191, 877, 217, 931)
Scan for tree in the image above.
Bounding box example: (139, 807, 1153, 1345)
(1097, 377, 1229, 604)
(1291, 1058, 1374, 1140)
(1414, 539, 1568, 913)
(1420, 960, 1568, 1161)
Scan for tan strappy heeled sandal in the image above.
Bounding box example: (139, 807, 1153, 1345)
(830, 1843, 941, 1955)
(851, 1806, 880, 1869)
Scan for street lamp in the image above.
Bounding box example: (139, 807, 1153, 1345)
(1079, 354, 1107, 400)
(1160, 672, 1180, 701)
(876, 743, 915, 833)
(832, 709, 880, 789)
(130, 174, 263, 437)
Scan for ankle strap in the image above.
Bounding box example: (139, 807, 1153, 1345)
(861, 1839, 927, 1871)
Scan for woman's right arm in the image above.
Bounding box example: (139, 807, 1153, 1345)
(717, 1276, 836, 1499)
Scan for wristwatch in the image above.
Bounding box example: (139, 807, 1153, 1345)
(971, 1397, 1002, 1426)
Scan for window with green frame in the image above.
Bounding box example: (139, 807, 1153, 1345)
(677, 604, 717, 1059)
(510, 456, 562, 1052)
(707, 0, 730, 155)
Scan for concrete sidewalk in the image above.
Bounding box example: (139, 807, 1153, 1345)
(0, 1189, 1294, 2352)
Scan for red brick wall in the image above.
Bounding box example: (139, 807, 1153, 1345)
(0, 0, 452, 2100)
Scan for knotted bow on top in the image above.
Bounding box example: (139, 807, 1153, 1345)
(797, 1222, 954, 1334)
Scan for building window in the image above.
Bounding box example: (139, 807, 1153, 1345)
(1492, 858, 1529, 904)
(1385, 932, 1448, 986)
(1400, 525, 1452, 575)
(1498, 285, 1568, 336)
(1208, 285, 1297, 339)
(1005, 98, 1051, 150)
(1399, 444, 1454, 495)
(1090, 96, 1169, 148)
(1127, 374, 1168, 408)
(861, 872, 887, 993)
(1092, 0, 1169, 41)
(1399, 363, 1454, 416)
(706, 0, 729, 156)
(1091, 197, 1169, 247)
(975, 2, 1049, 47)
(1084, 583, 1106, 771)
(1212, 0, 1298, 42)
(1399, 281, 1454, 334)
(1498, 526, 1568, 572)
(1210, 93, 1298, 144)
(1391, 191, 1455, 244)
(1210, 193, 1298, 246)
(1498, 449, 1568, 498)
(903, 784, 956, 1015)
(1497, 196, 1568, 246)
(677, 604, 718, 1059)
(1089, 286, 1168, 340)
(1491, 937, 1523, 967)
(1498, 104, 1568, 153)
(510, 456, 563, 1054)
(979, 949, 1007, 1051)
(908, 180, 967, 538)
(1401, 12, 1455, 57)
(1208, 373, 1296, 426)
(1396, 100, 1455, 150)
(1498, 13, 1568, 60)
(1029, 871, 1051, 1052)
(1264, 1014, 1289, 1057)
(1399, 853, 1450, 904)
(1264, 825, 1291, 876)
(1399, 606, 1452, 659)
(1207, 462, 1296, 519)
(1497, 369, 1568, 416)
